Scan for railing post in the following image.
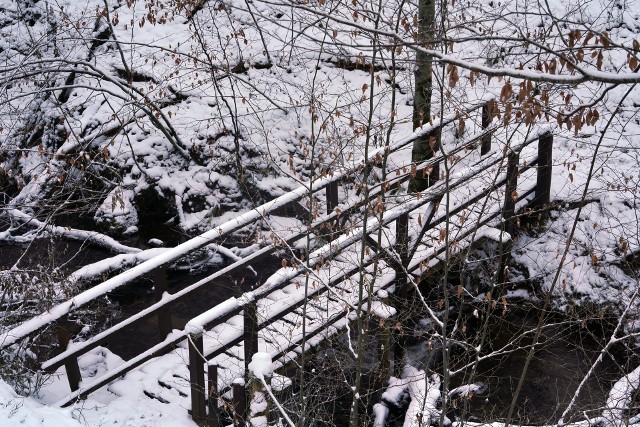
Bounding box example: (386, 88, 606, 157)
(503, 150, 519, 238)
(376, 291, 392, 383)
(248, 354, 271, 426)
(207, 363, 220, 427)
(243, 299, 259, 422)
(56, 315, 82, 392)
(243, 300, 259, 375)
(188, 333, 207, 425)
(326, 180, 339, 239)
(533, 132, 553, 211)
(326, 180, 339, 213)
(481, 102, 492, 155)
(408, 129, 439, 192)
(427, 130, 440, 188)
(393, 213, 409, 377)
(151, 266, 172, 338)
(232, 378, 247, 426)
(497, 150, 519, 285)
(378, 318, 392, 381)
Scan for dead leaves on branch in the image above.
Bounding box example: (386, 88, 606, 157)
(556, 107, 600, 135)
(447, 64, 459, 88)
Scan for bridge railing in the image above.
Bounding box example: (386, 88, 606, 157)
(48, 114, 503, 407)
(0, 100, 554, 420)
(183, 128, 555, 424)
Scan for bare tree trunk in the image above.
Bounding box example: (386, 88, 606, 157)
(409, 0, 435, 193)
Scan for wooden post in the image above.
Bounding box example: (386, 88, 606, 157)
(497, 151, 519, 285)
(393, 213, 409, 377)
(409, 129, 440, 192)
(427, 130, 440, 188)
(481, 102, 492, 155)
(243, 300, 259, 375)
(248, 368, 271, 425)
(533, 133, 553, 211)
(188, 333, 207, 424)
(242, 299, 259, 424)
(151, 266, 172, 338)
(56, 315, 82, 392)
(503, 150, 519, 238)
(395, 213, 409, 268)
(207, 364, 220, 427)
(326, 180, 339, 239)
(232, 379, 247, 426)
(326, 180, 339, 213)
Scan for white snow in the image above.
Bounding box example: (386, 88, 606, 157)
(248, 352, 274, 380)
(600, 364, 640, 426)
(0, 379, 83, 427)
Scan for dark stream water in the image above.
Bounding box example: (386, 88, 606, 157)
(0, 238, 635, 425)
(0, 235, 276, 360)
(421, 304, 627, 425)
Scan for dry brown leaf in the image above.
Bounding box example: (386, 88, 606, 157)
(448, 65, 459, 88)
(584, 31, 594, 45)
(601, 32, 610, 49)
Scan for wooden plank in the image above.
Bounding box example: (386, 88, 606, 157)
(57, 331, 187, 407)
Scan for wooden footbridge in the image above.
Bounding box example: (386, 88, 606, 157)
(0, 100, 553, 425)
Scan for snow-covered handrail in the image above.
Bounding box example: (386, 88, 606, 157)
(0, 101, 488, 349)
(41, 121, 499, 372)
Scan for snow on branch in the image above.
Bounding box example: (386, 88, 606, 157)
(5, 209, 141, 255)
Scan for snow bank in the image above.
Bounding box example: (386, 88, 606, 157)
(0, 379, 82, 427)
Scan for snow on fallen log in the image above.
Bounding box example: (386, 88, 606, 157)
(379, 367, 444, 427)
(372, 402, 390, 427)
(402, 366, 441, 427)
(598, 364, 640, 427)
(6, 209, 141, 255)
(381, 375, 409, 408)
(68, 248, 169, 283)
